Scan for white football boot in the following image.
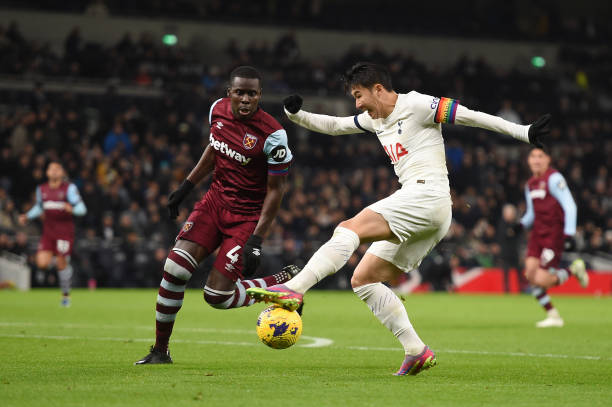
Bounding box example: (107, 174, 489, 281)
(569, 258, 589, 288)
(536, 308, 564, 328)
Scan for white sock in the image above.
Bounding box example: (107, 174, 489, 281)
(285, 227, 360, 294)
(59, 264, 73, 296)
(354, 282, 425, 355)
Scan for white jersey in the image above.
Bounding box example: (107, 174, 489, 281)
(286, 91, 530, 188)
(353, 91, 448, 185)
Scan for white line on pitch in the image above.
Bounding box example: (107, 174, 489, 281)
(0, 333, 332, 348)
(0, 331, 609, 362)
(0, 321, 334, 347)
(347, 346, 612, 361)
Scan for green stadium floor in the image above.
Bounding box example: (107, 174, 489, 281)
(1, 289, 611, 407)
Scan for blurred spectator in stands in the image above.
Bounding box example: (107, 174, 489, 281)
(0, 197, 19, 233)
(64, 27, 82, 62)
(85, 0, 110, 17)
(104, 121, 132, 155)
(496, 99, 522, 124)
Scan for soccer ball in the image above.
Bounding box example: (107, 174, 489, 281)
(256, 305, 302, 349)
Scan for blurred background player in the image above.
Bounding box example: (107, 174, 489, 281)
(135, 66, 296, 364)
(248, 62, 550, 376)
(496, 204, 525, 293)
(520, 147, 588, 328)
(18, 161, 87, 307)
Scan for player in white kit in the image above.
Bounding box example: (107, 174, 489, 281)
(248, 62, 550, 375)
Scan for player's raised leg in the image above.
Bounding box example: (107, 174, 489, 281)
(569, 258, 588, 288)
(247, 209, 389, 309)
(202, 224, 301, 309)
(135, 239, 206, 364)
(203, 265, 300, 309)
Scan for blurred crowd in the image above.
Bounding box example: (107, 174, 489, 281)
(0, 22, 610, 290)
(3, 0, 612, 44)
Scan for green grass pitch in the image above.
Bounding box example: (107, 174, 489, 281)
(1, 289, 611, 407)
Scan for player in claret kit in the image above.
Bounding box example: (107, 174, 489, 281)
(248, 62, 551, 376)
(520, 147, 588, 328)
(135, 66, 297, 365)
(19, 161, 87, 307)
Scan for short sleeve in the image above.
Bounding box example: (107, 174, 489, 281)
(408, 91, 460, 124)
(208, 98, 223, 125)
(263, 129, 293, 176)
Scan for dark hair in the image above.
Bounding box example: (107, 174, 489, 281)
(47, 160, 64, 169)
(343, 62, 393, 92)
(229, 66, 262, 87)
(530, 145, 549, 155)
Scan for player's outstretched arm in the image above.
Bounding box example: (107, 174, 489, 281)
(167, 145, 215, 219)
(283, 94, 367, 136)
(19, 186, 43, 225)
(520, 185, 534, 229)
(454, 104, 550, 146)
(67, 183, 87, 216)
(548, 172, 578, 245)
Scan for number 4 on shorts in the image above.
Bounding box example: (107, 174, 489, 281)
(226, 245, 241, 264)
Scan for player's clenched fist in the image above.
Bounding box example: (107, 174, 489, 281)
(242, 234, 263, 277)
(283, 94, 303, 114)
(167, 179, 194, 219)
(528, 114, 551, 149)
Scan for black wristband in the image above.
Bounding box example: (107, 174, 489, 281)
(180, 179, 195, 193)
(247, 234, 263, 246)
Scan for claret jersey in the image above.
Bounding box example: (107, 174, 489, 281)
(205, 98, 293, 216)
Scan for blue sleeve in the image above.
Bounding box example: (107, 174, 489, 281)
(26, 187, 43, 220)
(548, 173, 577, 235)
(520, 185, 534, 229)
(263, 129, 293, 165)
(67, 183, 87, 216)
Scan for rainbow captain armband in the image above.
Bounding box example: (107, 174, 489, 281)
(434, 97, 460, 124)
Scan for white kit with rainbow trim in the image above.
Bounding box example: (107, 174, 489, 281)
(286, 91, 530, 187)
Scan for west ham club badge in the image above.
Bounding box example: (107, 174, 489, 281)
(243, 133, 257, 149)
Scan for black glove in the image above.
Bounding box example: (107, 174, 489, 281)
(528, 114, 551, 149)
(283, 94, 303, 114)
(564, 235, 577, 252)
(167, 179, 194, 219)
(242, 234, 263, 277)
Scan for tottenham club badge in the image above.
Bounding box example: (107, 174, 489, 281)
(243, 133, 257, 150)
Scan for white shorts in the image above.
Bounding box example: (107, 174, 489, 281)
(366, 181, 452, 273)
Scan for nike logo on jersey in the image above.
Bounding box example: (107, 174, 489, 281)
(209, 134, 252, 166)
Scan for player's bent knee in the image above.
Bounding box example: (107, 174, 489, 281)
(164, 257, 192, 281)
(203, 287, 235, 309)
(350, 275, 364, 289)
(36, 257, 52, 269)
(56, 256, 67, 270)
